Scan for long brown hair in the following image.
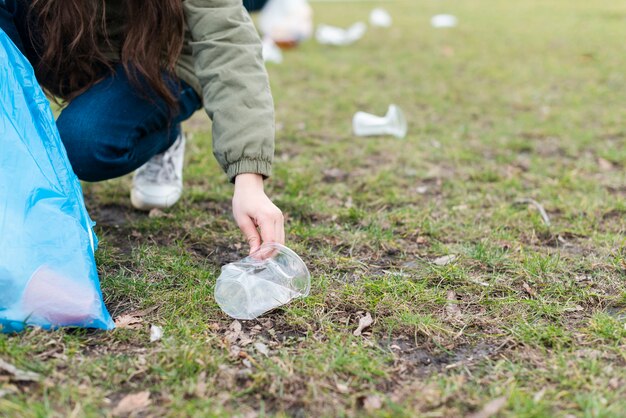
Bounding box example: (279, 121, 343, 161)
(28, 0, 184, 109)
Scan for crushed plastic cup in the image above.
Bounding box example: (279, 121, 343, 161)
(353, 104, 408, 139)
(262, 36, 283, 64)
(315, 22, 367, 46)
(370, 8, 392, 28)
(214, 243, 311, 320)
(431, 14, 458, 28)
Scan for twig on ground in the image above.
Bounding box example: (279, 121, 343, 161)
(514, 198, 551, 226)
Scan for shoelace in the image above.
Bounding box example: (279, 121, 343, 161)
(140, 143, 180, 183)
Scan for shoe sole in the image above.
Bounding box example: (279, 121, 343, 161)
(130, 188, 182, 211)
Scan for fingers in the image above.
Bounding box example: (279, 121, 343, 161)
(259, 209, 285, 247)
(236, 215, 262, 254)
(275, 214, 285, 245)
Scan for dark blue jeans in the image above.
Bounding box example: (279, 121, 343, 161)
(1, 0, 202, 182)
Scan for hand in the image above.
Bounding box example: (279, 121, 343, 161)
(232, 173, 285, 254)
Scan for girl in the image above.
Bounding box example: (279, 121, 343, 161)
(0, 0, 284, 254)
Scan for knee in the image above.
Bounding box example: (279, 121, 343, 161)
(56, 115, 131, 182)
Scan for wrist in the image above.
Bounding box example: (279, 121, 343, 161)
(234, 173, 264, 189)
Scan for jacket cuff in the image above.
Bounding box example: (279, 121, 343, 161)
(227, 158, 272, 183)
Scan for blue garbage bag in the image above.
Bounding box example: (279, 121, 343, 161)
(0, 29, 114, 333)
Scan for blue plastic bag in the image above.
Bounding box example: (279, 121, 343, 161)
(0, 29, 114, 333)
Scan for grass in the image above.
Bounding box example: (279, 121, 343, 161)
(2, 0, 626, 416)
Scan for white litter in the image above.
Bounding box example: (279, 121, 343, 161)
(259, 0, 313, 47)
(149, 324, 163, 342)
(262, 37, 283, 63)
(315, 22, 367, 46)
(369, 8, 392, 28)
(431, 14, 458, 28)
(352, 104, 408, 139)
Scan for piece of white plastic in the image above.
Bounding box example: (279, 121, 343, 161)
(262, 36, 283, 63)
(150, 325, 163, 342)
(315, 22, 367, 46)
(431, 14, 458, 28)
(214, 243, 311, 320)
(369, 8, 392, 28)
(259, 0, 313, 48)
(352, 104, 408, 139)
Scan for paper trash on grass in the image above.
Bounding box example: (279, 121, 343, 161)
(262, 36, 283, 63)
(353, 104, 408, 139)
(316, 22, 367, 46)
(370, 8, 392, 28)
(431, 14, 458, 28)
(149, 325, 163, 342)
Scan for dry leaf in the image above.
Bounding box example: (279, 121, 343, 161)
(239, 334, 253, 347)
(254, 342, 270, 356)
(225, 320, 243, 343)
(230, 320, 242, 333)
(353, 312, 374, 336)
(336, 382, 350, 394)
(148, 208, 171, 218)
(229, 345, 241, 358)
(322, 168, 348, 182)
(468, 396, 507, 418)
(0, 359, 41, 382)
(114, 314, 143, 330)
(598, 157, 613, 172)
(441, 46, 455, 57)
(446, 290, 462, 318)
(195, 372, 207, 398)
(149, 325, 163, 342)
(433, 255, 456, 266)
(363, 394, 383, 411)
(112, 391, 151, 416)
(522, 282, 537, 298)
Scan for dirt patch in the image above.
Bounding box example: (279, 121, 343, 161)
(91, 203, 143, 228)
(187, 241, 242, 266)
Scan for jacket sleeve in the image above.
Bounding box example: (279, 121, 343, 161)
(183, 0, 275, 182)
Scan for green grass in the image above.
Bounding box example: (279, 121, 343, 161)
(2, 0, 626, 416)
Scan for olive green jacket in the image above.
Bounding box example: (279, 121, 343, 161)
(106, 0, 275, 182)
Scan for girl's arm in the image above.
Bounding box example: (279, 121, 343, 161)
(183, 0, 283, 252)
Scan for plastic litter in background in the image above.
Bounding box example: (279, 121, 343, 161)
(431, 14, 458, 28)
(315, 22, 367, 46)
(353, 104, 408, 139)
(259, 0, 313, 48)
(262, 36, 283, 63)
(0, 29, 114, 333)
(369, 8, 392, 28)
(214, 243, 311, 320)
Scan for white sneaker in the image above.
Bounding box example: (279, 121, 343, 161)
(131, 132, 185, 210)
